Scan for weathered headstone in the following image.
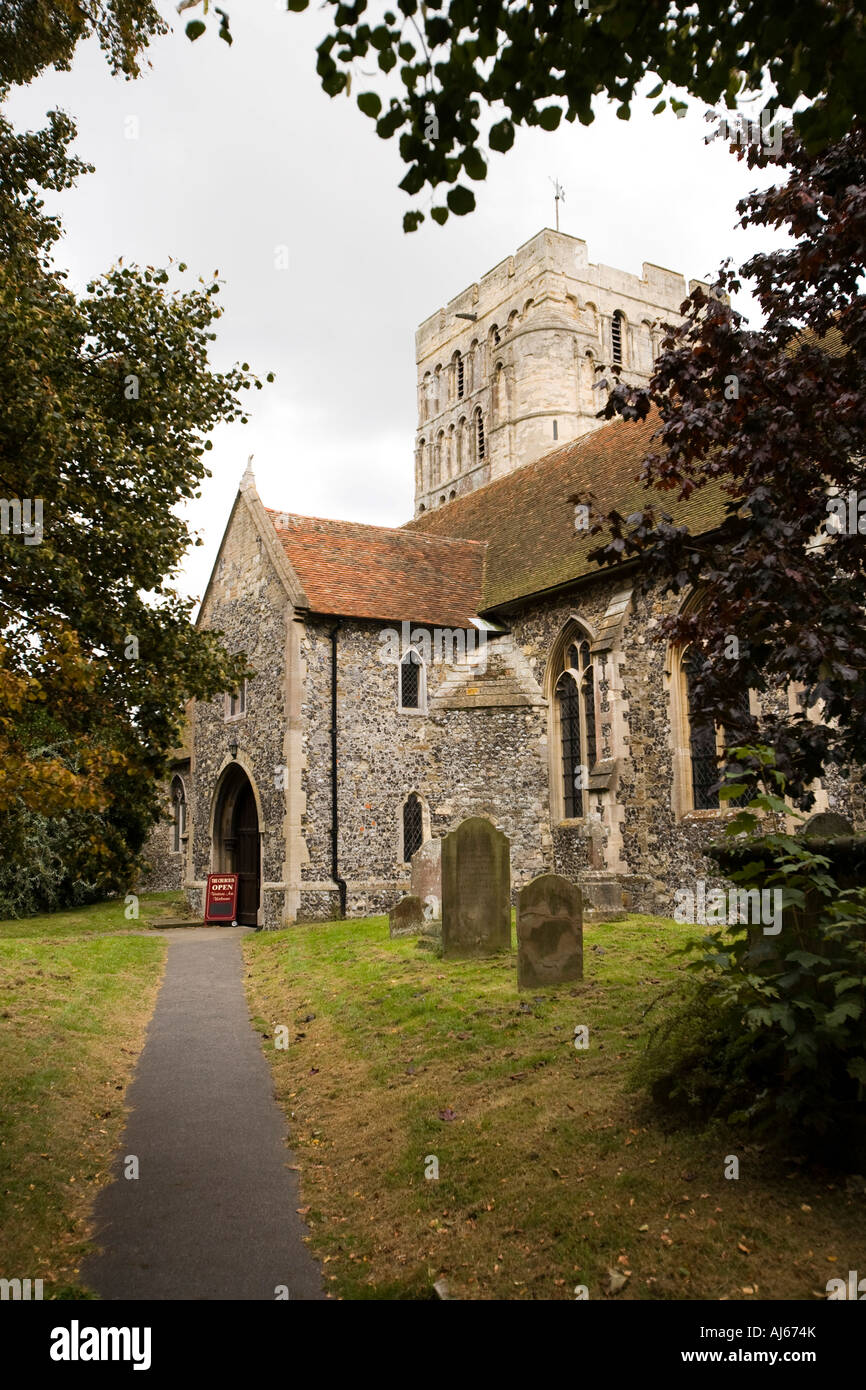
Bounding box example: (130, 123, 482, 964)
(441, 816, 511, 958)
(389, 895, 424, 938)
(517, 873, 583, 989)
(798, 811, 855, 839)
(411, 839, 442, 923)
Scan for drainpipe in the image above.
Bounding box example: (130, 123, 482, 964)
(329, 622, 348, 919)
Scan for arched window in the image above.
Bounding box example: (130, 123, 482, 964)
(433, 364, 441, 414)
(490, 323, 500, 348)
(611, 310, 624, 365)
(403, 793, 424, 864)
(449, 489, 456, 500)
(446, 424, 454, 478)
(171, 776, 187, 853)
(415, 437, 425, 493)
(433, 431, 443, 488)
(399, 648, 426, 712)
(420, 372, 430, 422)
(452, 350, 463, 401)
(475, 407, 485, 462)
(675, 645, 753, 813)
(456, 416, 467, 469)
(550, 632, 597, 820)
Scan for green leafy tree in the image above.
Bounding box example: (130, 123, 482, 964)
(180, 0, 866, 228)
(0, 105, 266, 897)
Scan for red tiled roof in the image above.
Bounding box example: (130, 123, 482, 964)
(406, 414, 727, 610)
(267, 511, 486, 626)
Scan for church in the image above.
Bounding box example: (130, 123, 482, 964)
(143, 228, 857, 928)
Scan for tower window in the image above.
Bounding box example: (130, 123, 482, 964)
(475, 409, 485, 461)
(611, 311, 624, 365)
(553, 419, 558, 440)
(457, 353, 464, 399)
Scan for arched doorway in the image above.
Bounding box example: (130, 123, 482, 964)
(212, 765, 261, 927)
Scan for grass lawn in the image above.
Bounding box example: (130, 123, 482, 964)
(0, 893, 178, 1296)
(245, 913, 866, 1301)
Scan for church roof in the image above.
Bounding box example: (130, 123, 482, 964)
(266, 510, 486, 627)
(405, 414, 727, 611)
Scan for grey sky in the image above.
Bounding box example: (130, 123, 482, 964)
(7, 2, 785, 609)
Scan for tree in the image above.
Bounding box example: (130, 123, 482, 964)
(3, 4, 863, 231)
(0, 0, 164, 86)
(585, 123, 866, 806)
(0, 105, 267, 897)
(181, 0, 866, 229)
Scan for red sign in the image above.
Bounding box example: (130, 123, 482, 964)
(204, 873, 239, 924)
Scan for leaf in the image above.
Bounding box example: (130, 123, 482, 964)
(357, 91, 382, 118)
(185, 19, 206, 39)
(446, 184, 475, 216)
(488, 118, 515, 152)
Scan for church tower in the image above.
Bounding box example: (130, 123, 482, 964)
(413, 228, 703, 515)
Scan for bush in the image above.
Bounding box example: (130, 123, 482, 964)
(634, 752, 866, 1164)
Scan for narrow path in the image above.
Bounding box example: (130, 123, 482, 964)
(82, 927, 324, 1300)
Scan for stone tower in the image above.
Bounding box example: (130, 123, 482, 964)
(414, 228, 702, 515)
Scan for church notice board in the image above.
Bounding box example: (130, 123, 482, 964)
(204, 873, 239, 924)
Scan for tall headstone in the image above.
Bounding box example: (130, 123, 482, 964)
(517, 873, 583, 989)
(441, 817, 511, 958)
(411, 839, 442, 923)
(389, 895, 424, 939)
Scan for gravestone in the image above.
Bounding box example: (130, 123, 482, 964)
(411, 839, 442, 923)
(517, 873, 583, 989)
(798, 811, 854, 839)
(441, 816, 511, 958)
(389, 895, 424, 938)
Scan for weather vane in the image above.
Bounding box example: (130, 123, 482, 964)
(551, 177, 565, 232)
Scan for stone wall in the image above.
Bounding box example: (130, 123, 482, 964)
(296, 616, 550, 920)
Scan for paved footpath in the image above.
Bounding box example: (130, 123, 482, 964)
(82, 927, 324, 1300)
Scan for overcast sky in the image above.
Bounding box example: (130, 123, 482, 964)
(7, 2, 786, 608)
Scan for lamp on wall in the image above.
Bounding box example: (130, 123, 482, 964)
(228, 739, 239, 760)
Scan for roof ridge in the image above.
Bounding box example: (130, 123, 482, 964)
(267, 507, 488, 550)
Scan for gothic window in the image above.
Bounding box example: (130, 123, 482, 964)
(399, 648, 426, 712)
(552, 634, 597, 819)
(475, 407, 485, 462)
(611, 310, 624, 365)
(678, 647, 752, 811)
(171, 776, 187, 853)
(403, 793, 424, 863)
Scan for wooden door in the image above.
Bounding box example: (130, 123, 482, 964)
(234, 785, 260, 926)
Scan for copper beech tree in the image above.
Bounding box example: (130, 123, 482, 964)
(586, 124, 866, 805)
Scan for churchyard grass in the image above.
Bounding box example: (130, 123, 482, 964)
(246, 913, 866, 1301)
(0, 894, 174, 1295)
